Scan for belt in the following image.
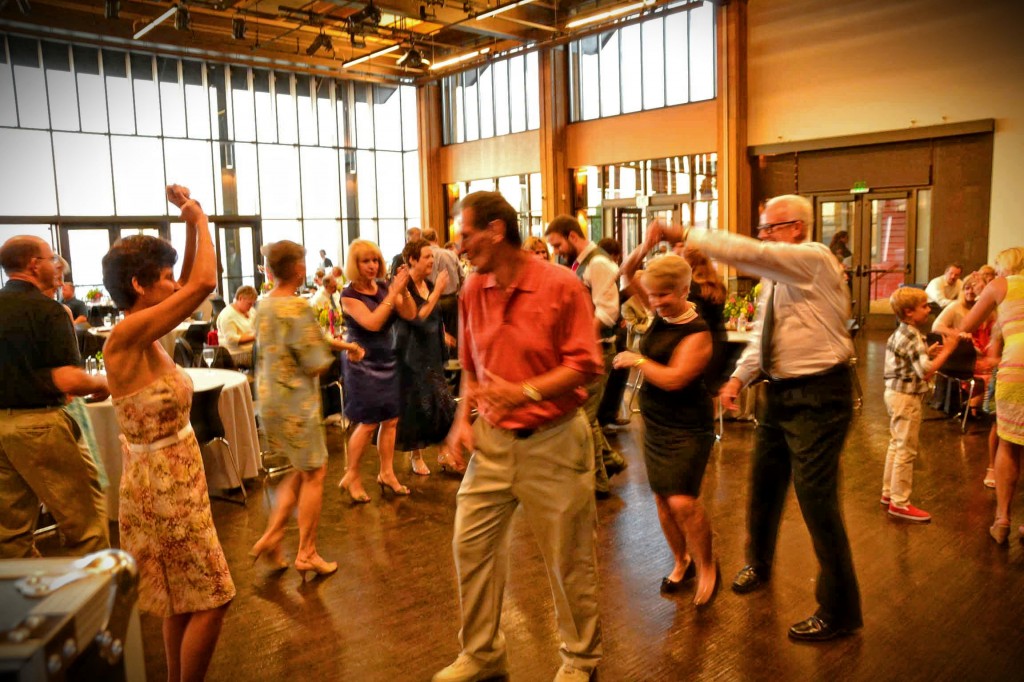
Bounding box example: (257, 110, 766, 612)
(766, 364, 848, 390)
(121, 424, 194, 453)
(507, 410, 578, 440)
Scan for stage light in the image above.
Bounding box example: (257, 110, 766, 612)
(348, 1, 382, 26)
(396, 47, 429, 69)
(174, 5, 190, 31)
(104, 0, 119, 20)
(232, 17, 246, 40)
(306, 32, 334, 56)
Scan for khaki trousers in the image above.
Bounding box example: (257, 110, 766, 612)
(453, 411, 602, 671)
(882, 389, 925, 507)
(0, 407, 109, 558)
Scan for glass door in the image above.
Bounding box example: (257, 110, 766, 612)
(213, 221, 261, 300)
(614, 207, 643, 254)
(815, 191, 916, 327)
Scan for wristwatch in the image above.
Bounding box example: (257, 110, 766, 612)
(521, 381, 543, 402)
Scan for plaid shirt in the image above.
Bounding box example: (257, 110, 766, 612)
(883, 322, 933, 395)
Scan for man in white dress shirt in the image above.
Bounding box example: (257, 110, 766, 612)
(924, 263, 963, 312)
(654, 194, 862, 643)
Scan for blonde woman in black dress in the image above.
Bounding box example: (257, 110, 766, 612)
(614, 239, 719, 607)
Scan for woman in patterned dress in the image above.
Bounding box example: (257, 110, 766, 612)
(101, 185, 232, 681)
(337, 239, 416, 502)
(959, 247, 1024, 543)
(249, 240, 364, 579)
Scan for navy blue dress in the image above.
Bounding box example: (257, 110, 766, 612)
(341, 281, 400, 424)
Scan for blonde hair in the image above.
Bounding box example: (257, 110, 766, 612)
(234, 285, 258, 301)
(976, 264, 996, 283)
(346, 239, 386, 284)
(523, 236, 550, 258)
(684, 246, 726, 305)
(994, 247, 1024, 277)
(889, 286, 928, 319)
(642, 254, 692, 294)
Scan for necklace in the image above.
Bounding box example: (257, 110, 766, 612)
(662, 305, 697, 325)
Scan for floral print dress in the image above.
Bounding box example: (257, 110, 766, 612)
(254, 296, 333, 470)
(113, 369, 235, 617)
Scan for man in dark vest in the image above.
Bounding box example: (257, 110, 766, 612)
(546, 216, 628, 497)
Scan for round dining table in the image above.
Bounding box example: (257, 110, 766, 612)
(86, 367, 261, 518)
(88, 320, 193, 356)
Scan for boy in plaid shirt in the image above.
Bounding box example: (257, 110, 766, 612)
(882, 287, 959, 522)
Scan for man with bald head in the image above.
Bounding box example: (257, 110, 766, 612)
(653, 194, 862, 642)
(0, 236, 110, 558)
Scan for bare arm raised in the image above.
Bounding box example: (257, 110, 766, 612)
(108, 185, 216, 351)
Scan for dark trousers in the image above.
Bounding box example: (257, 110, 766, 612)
(597, 324, 628, 425)
(747, 366, 862, 628)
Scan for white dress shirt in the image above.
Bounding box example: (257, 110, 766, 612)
(925, 276, 962, 308)
(430, 244, 462, 295)
(688, 230, 853, 386)
(309, 286, 341, 312)
(216, 303, 255, 351)
(575, 241, 620, 334)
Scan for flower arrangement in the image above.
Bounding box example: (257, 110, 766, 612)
(724, 287, 759, 329)
(314, 304, 340, 338)
(86, 288, 103, 302)
(260, 281, 273, 294)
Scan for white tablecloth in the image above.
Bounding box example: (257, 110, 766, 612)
(86, 367, 261, 518)
(88, 321, 192, 356)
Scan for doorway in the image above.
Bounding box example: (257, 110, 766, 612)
(814, 190, 925, 328)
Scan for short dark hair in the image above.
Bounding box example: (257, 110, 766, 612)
(460, 191, 521, 247)
(402, 238, 431, 265)
(545, 215, 585, 240)
(102, 235, 178, 309)
(597, 237, 622, 258)
(0, 236, 45, 275)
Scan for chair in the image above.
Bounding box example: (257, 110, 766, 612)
(205, 345, 237, 370)
(934, 341, 981, 433)
(184, 321, 212, 356)
(173, 338, 194, 367)
(189, 384, 246, 504)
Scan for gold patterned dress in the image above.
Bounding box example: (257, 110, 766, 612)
(113, 369, 236, 617)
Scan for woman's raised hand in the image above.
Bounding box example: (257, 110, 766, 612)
(166, 184, 201, 220)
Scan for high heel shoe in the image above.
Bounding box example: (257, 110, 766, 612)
(249, 540, 288, 571)
(990, 521, 1010, 544)
(694, 561, 721, 610)
(411, 455, 431, 476)
(339, 478, 370, 504)
(294, 556, 338, 581)
(377, 475, 410, 496)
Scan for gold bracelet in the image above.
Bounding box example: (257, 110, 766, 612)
(633, 357, 647, 368)
(383, 300, 394, 308)
(522, 381, 543, 402)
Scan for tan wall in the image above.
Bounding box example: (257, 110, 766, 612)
(747, 0, 1024, 259)
(565, 100, 719, 168)
(437, 130, 541, 183)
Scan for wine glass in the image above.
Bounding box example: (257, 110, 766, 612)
(85, 356, 97, 375)
(202, 348, 216, 368)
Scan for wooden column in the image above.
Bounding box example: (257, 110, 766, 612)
(416, 82, 445, 238)
(539, 46, 570, 223)
(718, 0, 750, 237)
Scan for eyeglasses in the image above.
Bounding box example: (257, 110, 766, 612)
(33, 253, 61, 264)
(757, 220, 799, 236)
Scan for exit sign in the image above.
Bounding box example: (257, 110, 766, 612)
(851, 181, 869, 194)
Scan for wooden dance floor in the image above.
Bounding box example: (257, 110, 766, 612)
(116, 328, 1023, 680)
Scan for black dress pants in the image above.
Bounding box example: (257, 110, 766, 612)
(747, 365, 862, 628)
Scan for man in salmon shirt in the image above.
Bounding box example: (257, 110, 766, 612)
(433, 192, 604, 682)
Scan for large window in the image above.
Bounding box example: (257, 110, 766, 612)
(568, 0, 716, 122)
(441, 52, 540, 145)
(445, 173, 542, 239)
(0, 33, 420, 293)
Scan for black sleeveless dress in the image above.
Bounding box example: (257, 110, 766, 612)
(638, 316, 716, 497)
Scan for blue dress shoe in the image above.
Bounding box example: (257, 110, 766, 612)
(787, 616, 859, 642)
(731, 565, 768, 594)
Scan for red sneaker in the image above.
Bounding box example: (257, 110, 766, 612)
(880, 494, 891, 506)
(888, 502, 931, 523)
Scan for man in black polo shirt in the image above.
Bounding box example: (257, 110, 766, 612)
(0, 235, 110, 558)
(59, 281, 88, 326)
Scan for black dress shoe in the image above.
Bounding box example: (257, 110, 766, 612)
(731, 565, 768, 594)
(787, 616, 858, 642)
(659, 558, 697, 594)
